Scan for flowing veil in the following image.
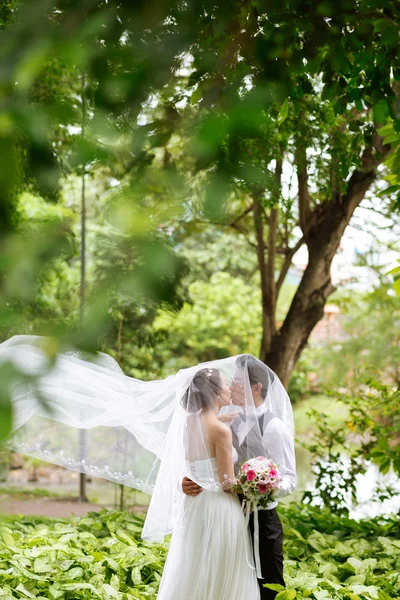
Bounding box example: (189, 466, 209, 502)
(0, 335, 294, 543)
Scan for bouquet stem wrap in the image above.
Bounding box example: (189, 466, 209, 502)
(243, 500, 263, 579)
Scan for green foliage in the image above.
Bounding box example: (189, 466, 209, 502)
(0, 0, 399, 439)
(0, 506, 399, 600)
(0, 510, 166, 600)
(303, 380, 400, 515)
(388, 259, 400, 295)
(308, 285, 400, 388)
(154, 271, 261, 370)
(275, 503, 400, 600)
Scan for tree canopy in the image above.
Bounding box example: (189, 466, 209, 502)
(0, 0, 399, 387)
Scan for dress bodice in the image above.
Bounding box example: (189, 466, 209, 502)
(186, 447, 238, 487)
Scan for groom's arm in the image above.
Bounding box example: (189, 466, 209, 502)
(182, 476, 203, 496)
(264, 421, 297, 497)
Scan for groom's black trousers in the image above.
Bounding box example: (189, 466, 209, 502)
(249, 508, 285, 600)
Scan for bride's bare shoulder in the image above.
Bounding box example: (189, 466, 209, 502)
(208, 420, 232, 446)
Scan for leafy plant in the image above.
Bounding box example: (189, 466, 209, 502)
(0, 505, 399, 600)
(303, 380, 400, 515)
(0, 510, 167, 600)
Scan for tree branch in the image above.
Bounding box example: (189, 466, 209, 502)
(229, 203, 254, 227)
(191, 219, 257, 248)
(275, 235, 305, 296)
(343, 133, 392, 218)
(295, 141, 312, 234)
(252, 197, 270, 355)
(265, 158, 282, 337)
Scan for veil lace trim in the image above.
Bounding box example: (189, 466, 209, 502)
(8, 435, 155, 493)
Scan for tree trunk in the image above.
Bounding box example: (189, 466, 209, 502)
(261, 138, 390, 388)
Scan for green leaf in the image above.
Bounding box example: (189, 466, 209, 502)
(347, 557, 363, 572)
(1, 531, 16, 547)
(102, 584, 120, 599)
(348, 585, 379, 599)
(48, 584, 64, 599)
(0, 398, 12, 443)
(373, 99, 390, 123)
(131, 566, 142, 585)
(58, 559, 75, 571)
(264, 584, 286, 592)
(15, 583, 38, 598)
(33, 557, 53, 573)
(275, 591, 297, 600)
(321, 80, 338, 101)
(313, 592, 330, 600)
(278, 99, 289, 124)
(66, 566, 84, 579)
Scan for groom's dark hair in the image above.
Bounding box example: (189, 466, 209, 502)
(235, 355, 274, 399)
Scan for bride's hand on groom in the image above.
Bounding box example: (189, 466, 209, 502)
(182, 477, 203, 496)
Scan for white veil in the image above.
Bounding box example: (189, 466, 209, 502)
(0, 336, 294, 542)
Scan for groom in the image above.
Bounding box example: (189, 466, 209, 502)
(182, 354, 296, 600)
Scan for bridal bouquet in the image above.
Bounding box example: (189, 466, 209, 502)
(234, 456, 281, 509)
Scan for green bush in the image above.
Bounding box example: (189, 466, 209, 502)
(0, 506, 399, 600)
(0, 510, 166, 600)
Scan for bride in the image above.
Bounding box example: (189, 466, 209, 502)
(155, 367, 260, 599)
(0, 336, 292, 599)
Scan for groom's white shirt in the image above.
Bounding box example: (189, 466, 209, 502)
(221, 403, 297, 509)
(254, 403, 296, 508)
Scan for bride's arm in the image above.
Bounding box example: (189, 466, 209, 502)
(213, 423, 236, 492)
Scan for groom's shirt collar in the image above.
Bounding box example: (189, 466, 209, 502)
(255, 402, 267, 418)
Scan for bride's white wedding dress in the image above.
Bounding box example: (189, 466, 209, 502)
(157, 449, 260, 600)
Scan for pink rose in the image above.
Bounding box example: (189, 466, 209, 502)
(241, 463, 250, 473)
(257, 483, 268, 494)
(257, 456, 266, 461)
(269, 468, 278, 478)
(246, 470, 256, 482)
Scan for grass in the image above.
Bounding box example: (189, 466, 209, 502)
(293, 393, 349, 441)
(0, 485, 60, 499)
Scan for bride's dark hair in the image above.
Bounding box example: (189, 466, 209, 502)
(181, 368, 222, 413)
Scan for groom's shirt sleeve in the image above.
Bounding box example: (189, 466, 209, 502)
(264, 419, 297, 497)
